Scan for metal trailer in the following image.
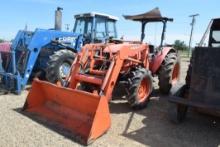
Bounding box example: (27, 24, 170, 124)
(169, 18, 220, 123)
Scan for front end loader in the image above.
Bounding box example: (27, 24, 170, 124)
(23, 43, 153, 144)
(0, 29, 83, 94)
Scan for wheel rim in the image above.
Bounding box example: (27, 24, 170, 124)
(137, 78, 151, 102)
(172, 63, 180, 84)
(59, 62, 71, 79)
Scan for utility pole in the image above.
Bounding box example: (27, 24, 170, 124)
(65, 24, 70, 31)
(24, 23, 28, 31)
(188, 14, 199, 57)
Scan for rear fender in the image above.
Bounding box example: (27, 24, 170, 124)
(150, 47, 176, 74)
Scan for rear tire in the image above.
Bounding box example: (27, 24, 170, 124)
(46, 49, 75, 83)
(125, 67, 153, 109)
(158, 52, 180, 94)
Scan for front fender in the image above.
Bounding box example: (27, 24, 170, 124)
(150, 47, 176, 74)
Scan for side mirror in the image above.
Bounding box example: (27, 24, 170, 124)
(149, 45, 155, 53)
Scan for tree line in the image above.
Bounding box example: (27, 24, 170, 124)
(0, 39, 5, 43)
(173, 40, 189, 51)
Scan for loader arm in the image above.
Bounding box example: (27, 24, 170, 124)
(68, 43, 148, 101)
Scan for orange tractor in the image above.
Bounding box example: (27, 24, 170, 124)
(23, 8, 180, 145)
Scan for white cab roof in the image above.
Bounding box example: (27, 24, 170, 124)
(75, 12, 119, 21)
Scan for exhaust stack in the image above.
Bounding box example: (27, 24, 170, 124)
(55, 7, 63, 30)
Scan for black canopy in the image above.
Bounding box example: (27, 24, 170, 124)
(123, 7, 173, 22)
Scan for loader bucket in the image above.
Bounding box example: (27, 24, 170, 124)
(23, 79, 111, 145)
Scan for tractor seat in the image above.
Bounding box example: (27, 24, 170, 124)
(148, 44, 155, 53)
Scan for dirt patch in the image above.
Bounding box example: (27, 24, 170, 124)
(0, 57, 219, 147)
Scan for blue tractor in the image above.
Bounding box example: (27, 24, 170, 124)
(0, 7, 118, 94)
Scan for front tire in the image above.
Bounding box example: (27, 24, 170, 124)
(158, 52, 180, 94)
(125, 67, 153, 109)
(46, 49, 75, 83)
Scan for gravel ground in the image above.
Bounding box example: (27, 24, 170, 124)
(0, 57, 220, 147)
